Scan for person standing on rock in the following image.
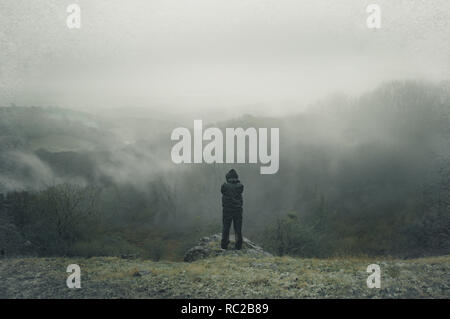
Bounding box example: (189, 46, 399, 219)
(221, 169, 244, 250)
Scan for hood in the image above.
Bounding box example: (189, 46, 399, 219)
(226, 169, 239, 183)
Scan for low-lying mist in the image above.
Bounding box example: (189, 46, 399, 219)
(1, 80, 449, 259)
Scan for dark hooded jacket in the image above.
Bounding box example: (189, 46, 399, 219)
(221, 169, 244, 212)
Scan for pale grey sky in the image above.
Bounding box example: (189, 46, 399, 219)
(0, 0, 449, 115)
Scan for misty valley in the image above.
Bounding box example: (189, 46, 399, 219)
(0, 81, 449, 262)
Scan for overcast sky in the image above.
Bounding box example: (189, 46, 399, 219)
(0, 0, 449, 115)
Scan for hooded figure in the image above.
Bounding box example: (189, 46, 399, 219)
(221, 169, 244, 250)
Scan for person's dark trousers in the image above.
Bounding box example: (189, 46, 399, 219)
(221, 210, 243, 250)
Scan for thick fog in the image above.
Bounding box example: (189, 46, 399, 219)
(1, 0, 449, 117)
(1, 1, 450, 259)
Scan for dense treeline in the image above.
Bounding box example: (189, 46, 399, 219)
(0, 81, 449, 259)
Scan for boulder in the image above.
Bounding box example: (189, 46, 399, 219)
(184, 233, 272, 262)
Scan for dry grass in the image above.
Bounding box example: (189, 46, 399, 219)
(0, 255, 448, 298)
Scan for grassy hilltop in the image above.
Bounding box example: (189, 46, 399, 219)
(0, 255, 448, 299)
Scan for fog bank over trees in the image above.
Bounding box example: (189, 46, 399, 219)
(1, 80, 449, 259)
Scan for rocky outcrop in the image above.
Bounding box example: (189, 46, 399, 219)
(184, 233, 272, 262)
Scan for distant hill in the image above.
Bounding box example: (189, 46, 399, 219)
(0, 106, 116, 152)
(0, 106, 178, 192)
